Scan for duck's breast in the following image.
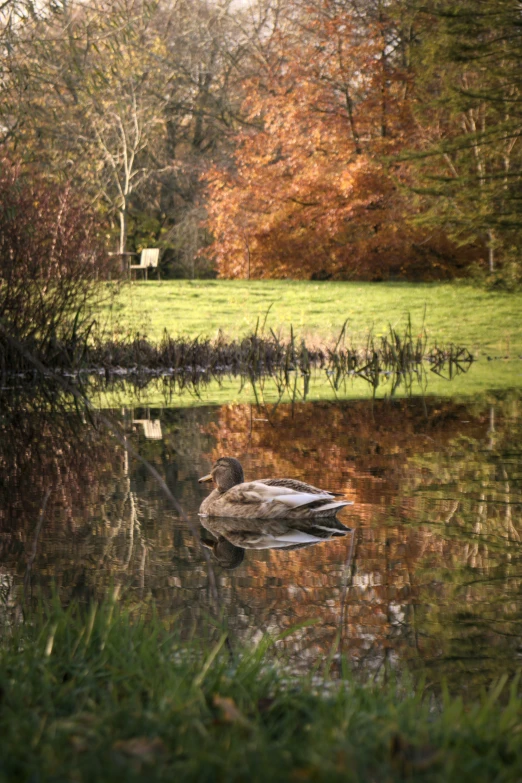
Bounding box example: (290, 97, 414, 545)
(199, 488, 220, 517)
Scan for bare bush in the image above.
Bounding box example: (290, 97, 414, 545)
(0, 160, 109, 373)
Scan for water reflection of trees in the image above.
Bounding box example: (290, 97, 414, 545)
(1, 389, 521, 692)
(399, 395, 522, 691)
(202, 394, 522, 689)
(0, 394, 235, 634)
(0, 388, 127, 609)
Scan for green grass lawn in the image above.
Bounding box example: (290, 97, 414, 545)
(2, 599, 522, 783)
(102, 281, 522, 355)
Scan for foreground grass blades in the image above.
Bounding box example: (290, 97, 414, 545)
(1, 599, 521, 782)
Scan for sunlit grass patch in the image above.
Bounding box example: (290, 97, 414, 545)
(100, 281, 522, 354)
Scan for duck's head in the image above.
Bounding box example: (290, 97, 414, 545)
(198, 457, 245, 493)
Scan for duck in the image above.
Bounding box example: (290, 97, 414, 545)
(198, 457, 352, 520)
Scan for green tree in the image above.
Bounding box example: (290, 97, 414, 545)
(410, 0, 522, 279)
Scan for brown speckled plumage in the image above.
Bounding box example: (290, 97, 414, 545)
(198, 457, 352, 519)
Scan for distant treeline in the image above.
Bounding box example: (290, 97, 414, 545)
(1, 0, 521, 283)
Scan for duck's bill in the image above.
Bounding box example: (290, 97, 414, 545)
(198, 473, 213, 483)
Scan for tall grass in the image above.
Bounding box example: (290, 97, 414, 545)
(1, 598, 521, 782)
(83, 318, 472, 397)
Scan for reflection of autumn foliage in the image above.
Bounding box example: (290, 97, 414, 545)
(0, 402, 131, 615)
(204, 2, 472, 280)
(0, 404, 218, 610)
(203, 398, 522, 685)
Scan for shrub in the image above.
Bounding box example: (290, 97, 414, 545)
(0, 160, 110, 372)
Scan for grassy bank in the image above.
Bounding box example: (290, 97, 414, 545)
(1, 600, 522, 782)
(104, 281, 522, 354)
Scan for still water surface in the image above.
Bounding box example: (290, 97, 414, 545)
(1, 388, 522, 693)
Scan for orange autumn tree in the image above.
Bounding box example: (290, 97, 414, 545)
(204, 0, 455, 280)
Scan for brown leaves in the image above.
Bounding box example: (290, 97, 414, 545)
(213, 695, 252, 729)
(203, 2, 465, 281)
(112, 736, 167, 764)
(202, 5, 410, 280)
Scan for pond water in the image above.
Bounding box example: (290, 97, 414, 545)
(1, 378, 522, 694)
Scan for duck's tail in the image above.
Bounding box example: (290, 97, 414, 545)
(312, 500, 353, 515)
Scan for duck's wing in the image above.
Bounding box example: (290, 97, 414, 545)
(224, 480, 351, 512)
(259, 478, 344, 496)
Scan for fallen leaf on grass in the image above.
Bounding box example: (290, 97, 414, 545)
(112, 737, 167, 763)
(290, 766, 320, 781)
(213, 695, 251, 728)
(69, 735, 89, 753)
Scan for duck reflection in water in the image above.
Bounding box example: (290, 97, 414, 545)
(200, 515, 352, 570)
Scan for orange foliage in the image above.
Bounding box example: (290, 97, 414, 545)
(203, 2, 463, 280)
